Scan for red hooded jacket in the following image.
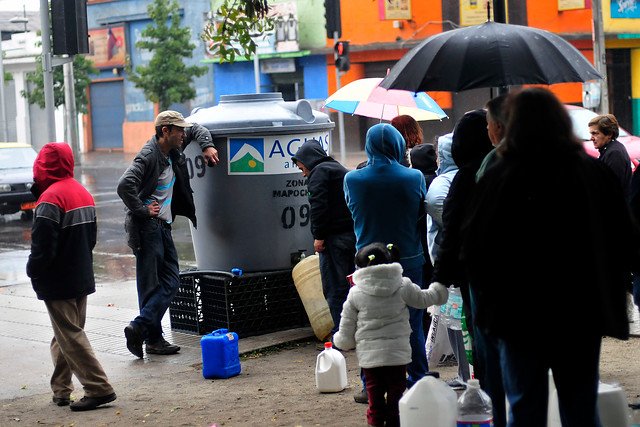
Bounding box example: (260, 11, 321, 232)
(26, 143, 97, 300)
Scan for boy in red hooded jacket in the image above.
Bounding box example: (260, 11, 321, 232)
(27, 142, 116, 411)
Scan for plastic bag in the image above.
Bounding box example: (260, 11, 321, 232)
(425, 305, 453, 365)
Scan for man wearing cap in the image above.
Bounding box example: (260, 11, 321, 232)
(117, 110, 218, 358)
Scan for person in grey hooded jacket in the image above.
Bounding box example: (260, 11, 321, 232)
(424, 132, 471, 390)
(292, 139, 355, 336)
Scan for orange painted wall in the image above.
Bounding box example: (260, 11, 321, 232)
(335, 1, 444, 47)
(325, 1, 451, 107)
(527, 4, 594, 104)
(325, 1, 592, 107)
(527, 1, 592, 33)
(123, 121, 154, 153)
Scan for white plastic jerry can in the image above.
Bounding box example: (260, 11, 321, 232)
(315, 342, 348, 392)
(399, 376, 457, 427)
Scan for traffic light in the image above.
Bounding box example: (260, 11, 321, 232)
(51, 0, 90, 55)
(334, 40, 350, 72)
(325, 0, 341, 38)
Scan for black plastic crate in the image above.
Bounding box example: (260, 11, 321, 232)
(169, 269, 309, 337)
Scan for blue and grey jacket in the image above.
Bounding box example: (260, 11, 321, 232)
(344, 123, 427, 271)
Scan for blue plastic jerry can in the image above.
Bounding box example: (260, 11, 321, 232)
(200, 328, 241, 379)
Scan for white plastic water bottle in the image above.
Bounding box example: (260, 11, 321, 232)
(440, 286, 463, 330)
(315, 342, 347, 392)
(631, 403, 640, 427)
(457, 379, 493, 426)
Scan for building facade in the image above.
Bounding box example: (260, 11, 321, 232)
(317, 0, 640, 149)
(86, 0, 213, 152)
(82, 0, 640, 153)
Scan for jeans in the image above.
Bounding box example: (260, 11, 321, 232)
(470, 289, 506, 427)
(632, 273, 640, 310)
(132, 218, 180, 343)
(403, 266, 429, 389)
(473, 326, 506, 427)
(318, 231, 356, 334)
(499, 334, 602, 427)
(447, 328, 471, 382)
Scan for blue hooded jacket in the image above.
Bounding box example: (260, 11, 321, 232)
(343, 123, 427, 271)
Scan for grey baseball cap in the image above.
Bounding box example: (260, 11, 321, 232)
(154, 110, 192, 128)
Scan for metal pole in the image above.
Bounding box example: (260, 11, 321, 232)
(40, 0, 56, 141)
(253, 51, 260, 93)
(63, 61, 80, 164)
(592, 0, 609, 114)
(492, 0, 509, 96)
(333, 30, 346, 165)
(0, 38, 8, 141)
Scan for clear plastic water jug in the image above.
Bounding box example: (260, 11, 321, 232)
(630, 402, 640, 427)
(440, 286, 463, 330)
(457, 378, 493, 426)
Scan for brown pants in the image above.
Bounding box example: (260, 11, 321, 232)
(45, 297, 114, 399)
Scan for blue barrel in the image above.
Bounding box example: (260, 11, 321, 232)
(201, 328, 241, 379)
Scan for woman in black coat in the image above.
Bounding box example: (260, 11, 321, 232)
(461, 88, 638, 427)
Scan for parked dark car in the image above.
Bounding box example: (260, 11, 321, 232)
(0, 143, 37, 219)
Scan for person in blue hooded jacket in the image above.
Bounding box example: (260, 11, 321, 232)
(344, 123, 444, 393)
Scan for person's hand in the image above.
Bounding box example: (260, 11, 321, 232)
(202, 147, 219, 166)
(147, 201, 160, 217)
(314, 239, 325, 253)
(426, 282, 449, 306)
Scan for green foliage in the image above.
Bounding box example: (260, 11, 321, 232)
(127, 0, 208, 110)
(202, 0, 274, 63)
(22, 54, 97, 114)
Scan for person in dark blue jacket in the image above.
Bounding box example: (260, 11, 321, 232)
(292, 139, 356, 339)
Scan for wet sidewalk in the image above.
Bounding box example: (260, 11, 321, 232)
(1, 148, 639, 405)
(2, 269, 638, 402)
(0, 149, 326, 402)
(0, 274, 315, 401)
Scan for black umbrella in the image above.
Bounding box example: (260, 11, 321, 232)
(380, 21, 602, 92)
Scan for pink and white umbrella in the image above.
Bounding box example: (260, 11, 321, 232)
(324, 77, 447, 122)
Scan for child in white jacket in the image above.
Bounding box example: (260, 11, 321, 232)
(333, 242, 448, 427)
